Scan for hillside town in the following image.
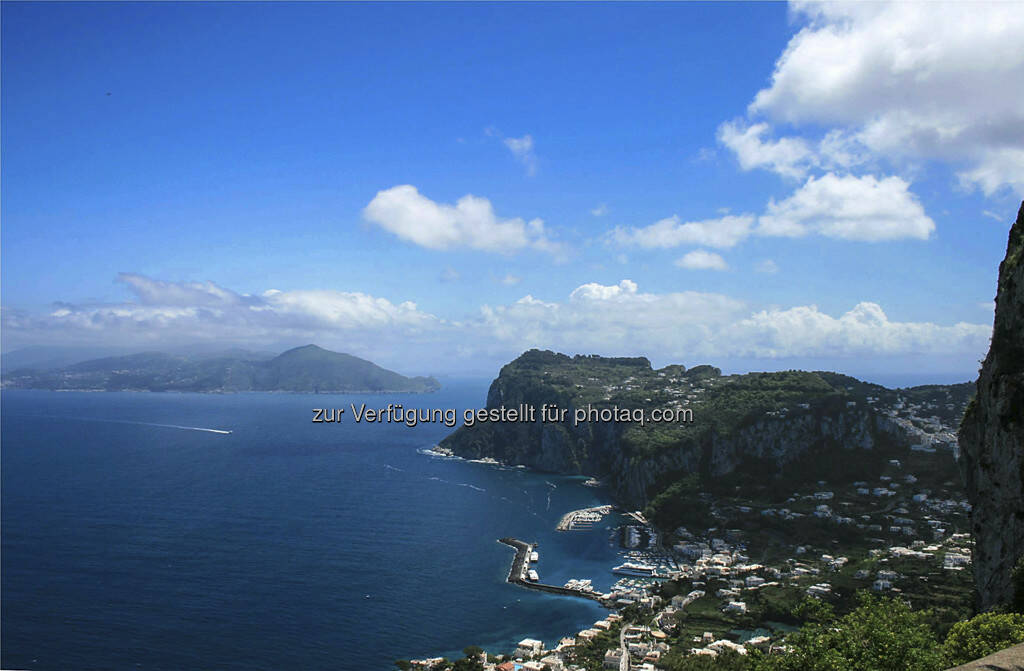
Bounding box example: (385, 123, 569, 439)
(406, 386, 975, 670)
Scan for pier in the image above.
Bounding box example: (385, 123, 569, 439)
(556, 504, 614, 531)
(623, 510, 649, 526)
(497, 538, 610, 605)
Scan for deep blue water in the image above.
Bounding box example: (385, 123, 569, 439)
(1, 384, 625, 670)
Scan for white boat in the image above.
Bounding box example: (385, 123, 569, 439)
(527, 569, 539, 581)
(612, 561, 657, 577)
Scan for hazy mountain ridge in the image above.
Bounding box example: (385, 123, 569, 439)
(0, 344, 440, 393)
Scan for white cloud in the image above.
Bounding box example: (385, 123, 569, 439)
(675, 250, 728, 271)
(8, 275, 442, 357)
(503, 134, 538, 176)
(363, 185, 561, 255)
(728, 302, 989, 358)
(957, 148, 1024, 197)
(479, 280, 747, 359)
(570, 279, 639, 302)
(748, 1, 1024, 196)
(610, 214, 755, 249)
(3, 276, 991, 374)
(758, 173, 935, 241)
(755, 259, 779, 274)
(439, 267, 460, 283)
(475, 280, 989, 363)
(117, 273, 247, 307)
(717, 121, 814, 179)
(717, 122, 874, 179)
(500, 274, 522, 286)
(591, 203, 609, 217)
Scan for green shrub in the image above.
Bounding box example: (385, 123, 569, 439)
(942, 611, 1024, 666)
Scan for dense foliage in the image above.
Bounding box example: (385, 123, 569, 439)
(658, 593, 1024, 671)
(942, 611, 1024, 665)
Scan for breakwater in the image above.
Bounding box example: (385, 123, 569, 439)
(497, 538, 609, 605)
(556, 504, 613, 531)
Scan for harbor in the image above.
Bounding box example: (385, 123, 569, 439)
(497, 538, 611, 605)
(556, 504, 614, 531)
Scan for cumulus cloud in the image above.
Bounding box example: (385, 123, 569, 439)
(758, 173, 935, 241)
(728, 302, 989, 358)
(675, 250, 728, 271)
(570, 279, 639, 301)
(2, 275, 990, 374)
(717, 121, 815, 179)
(9, 275, 442, 355)
(746, 1, 1024, 195)
(475, 280, 989, 363)
(610, 214, 755, 249)
(717, 122, 875, 179)
(479, 280, 746, 359)
(591, 203, 609, 217)
(363, 185, 562, 255)
(755, 259, 779, 274)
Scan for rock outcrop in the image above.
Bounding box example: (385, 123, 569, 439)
(441, 351, 917, 510)
(945, 642, 1024, 671)
(958, 201, 1024, 612)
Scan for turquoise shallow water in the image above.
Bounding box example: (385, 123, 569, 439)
(1, 384, 626, 670)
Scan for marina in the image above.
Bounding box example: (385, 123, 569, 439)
(556, 504, 614, 531)
(497, 538, 611, 605)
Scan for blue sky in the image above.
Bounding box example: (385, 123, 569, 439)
(3, 2, 1022, 380)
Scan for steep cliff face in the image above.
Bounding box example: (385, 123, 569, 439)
(445, 401, 903, 508)
(441, 352, 913, 509)
(958, 202, 1024, 612)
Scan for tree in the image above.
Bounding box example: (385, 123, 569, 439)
(451, 657, 483, 671)
(791, 597, 835, 624)
(765, 592, 945, 671)
(663, 649, 756, 670)
(942, 611, 1024, 666)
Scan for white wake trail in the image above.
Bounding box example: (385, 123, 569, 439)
(57, 416, 233, 435)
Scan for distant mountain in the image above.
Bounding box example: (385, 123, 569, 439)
(1, 346, 133, 373)
(0, 344, 440, 393)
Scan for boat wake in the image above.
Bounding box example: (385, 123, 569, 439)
(143, 422, 231, 434)
(50, 416, 232, 434)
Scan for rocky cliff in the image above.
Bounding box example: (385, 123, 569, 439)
(958, 201, 1024, 612)
(440, 351, 940, 513)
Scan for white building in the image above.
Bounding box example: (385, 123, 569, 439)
(516, 639, 544, 659)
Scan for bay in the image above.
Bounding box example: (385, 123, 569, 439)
(1, 384, 624, 671)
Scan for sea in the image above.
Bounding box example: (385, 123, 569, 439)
(1, 382, 630, 670)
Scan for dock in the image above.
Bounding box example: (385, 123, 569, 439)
(497, 538, 610, 605)
(556, 504, 614, 531)
(623, 510, 649, 525)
